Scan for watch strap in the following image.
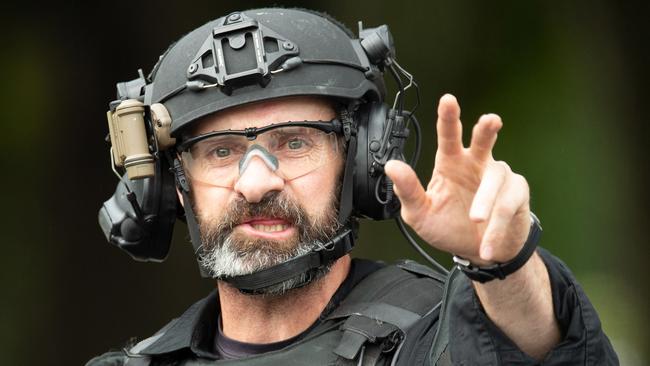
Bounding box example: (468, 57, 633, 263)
(453, 212, 542, 283)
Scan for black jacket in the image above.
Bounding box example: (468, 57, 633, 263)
(87, 248, 618, 365)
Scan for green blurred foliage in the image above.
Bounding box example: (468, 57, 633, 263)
(0, 0, 647, 364)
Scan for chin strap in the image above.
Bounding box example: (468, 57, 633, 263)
(223, 228, 355, 293)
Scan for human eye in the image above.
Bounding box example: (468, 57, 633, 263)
(211, 146, 232, 158)
(287, 137, 307, 150)
(277, 130, 314, 154)
(196, 137, 244, 165)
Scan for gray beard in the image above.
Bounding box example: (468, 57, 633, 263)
(197, 191, 340, 295)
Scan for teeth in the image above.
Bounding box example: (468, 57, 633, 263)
(252, 224, 287, 232)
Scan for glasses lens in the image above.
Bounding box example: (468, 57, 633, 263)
(181, 125, 340, 187)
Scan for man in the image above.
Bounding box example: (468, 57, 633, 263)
(90, 8, 618, 365)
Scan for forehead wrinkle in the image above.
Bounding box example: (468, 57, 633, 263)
(191, 97, 336, 135)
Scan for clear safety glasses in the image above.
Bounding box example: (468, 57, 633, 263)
(177, 120, 344, 188)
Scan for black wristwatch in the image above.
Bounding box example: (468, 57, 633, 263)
(452, 212, 542, 283)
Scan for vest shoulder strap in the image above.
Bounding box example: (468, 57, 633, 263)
(322, 260, 446, 365)
(429, 267, 465, 366)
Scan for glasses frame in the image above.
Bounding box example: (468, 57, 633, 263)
(176, 119, 344, 152)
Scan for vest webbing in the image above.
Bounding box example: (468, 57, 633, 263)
(124, 260, 453, 366)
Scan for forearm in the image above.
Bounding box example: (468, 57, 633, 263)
(473, 251, 561, 360)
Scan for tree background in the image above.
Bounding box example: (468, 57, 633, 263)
(0, 0, 647, 364)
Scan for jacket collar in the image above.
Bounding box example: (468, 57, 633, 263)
(132, 258, 383, 359)
(137, 290, 221, 359)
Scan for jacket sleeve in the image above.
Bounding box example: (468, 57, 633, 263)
(440, 247, 619, 365)
(85, 351, 126, 366)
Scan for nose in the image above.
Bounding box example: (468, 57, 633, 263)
(233, 156, 285, 203)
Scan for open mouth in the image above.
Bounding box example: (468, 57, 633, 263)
(250, 223, 289, 232)
(237, 217, 296, 239)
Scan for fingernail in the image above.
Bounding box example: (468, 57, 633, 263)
(481, 245, 493, 260)
(470, 209, 487, 222)
(441, 93, 456, 103)
(485, 114, 502, 129)
(384, 160, 397, 175)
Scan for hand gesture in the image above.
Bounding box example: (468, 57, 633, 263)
(385, 94, 531, 265)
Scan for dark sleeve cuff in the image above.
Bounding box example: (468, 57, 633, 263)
(85, 351, 126, 366)
(445, 247, 619, 365)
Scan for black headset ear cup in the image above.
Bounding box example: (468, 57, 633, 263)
(352, 102, 401, 220)
(99, 156, 179, 262)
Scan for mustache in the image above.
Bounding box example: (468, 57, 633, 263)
(200, 192, 310, 242)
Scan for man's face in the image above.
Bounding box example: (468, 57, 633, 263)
(183, 96, 345, 292)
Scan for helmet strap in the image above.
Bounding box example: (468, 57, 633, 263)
(172, 157, 212, 277)
(224, 228, 355, 294)
(337, 106, 358, 226)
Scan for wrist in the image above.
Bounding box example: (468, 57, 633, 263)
(453, 212, 542, 283)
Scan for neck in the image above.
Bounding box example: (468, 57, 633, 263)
(217, 255, 351, 344)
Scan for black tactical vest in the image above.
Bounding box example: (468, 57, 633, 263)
(92, 261, 455, 366)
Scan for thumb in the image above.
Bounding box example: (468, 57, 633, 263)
(384, 160, 428, 216)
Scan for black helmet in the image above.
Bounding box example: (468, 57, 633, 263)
(100, 7, 418, 293)
(147, 8, 388, 134)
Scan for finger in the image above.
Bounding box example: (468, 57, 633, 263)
(384, 159, 428, 222)
(469, 113, 503, 161)
(469, 161, 509, 222)
(436, 94, 463, 155)
(479, 173, 529, 262)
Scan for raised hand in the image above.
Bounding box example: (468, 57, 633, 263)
(385, 94, 531, 266)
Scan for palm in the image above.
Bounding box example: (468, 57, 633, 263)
(385, 94, 531, 264)
(418, 147, 491, 257)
